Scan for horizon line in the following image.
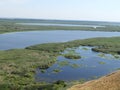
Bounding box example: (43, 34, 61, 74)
(0, 17, 120, 23)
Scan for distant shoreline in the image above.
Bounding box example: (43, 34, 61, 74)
(1, 19, 120, 34)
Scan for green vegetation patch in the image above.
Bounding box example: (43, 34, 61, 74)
(70, 64, 80, 68)
(116, 68, 120, 70)
(113, 54, 120, 59)
(98, 61, 106, 65)
(63, 53, 81, 59)
(82, 47, 89, 50)
(63, 50, 81, 59)
(40, 69, 46, 73)
(57, 61, 70, 67)
(37, 80, 67, 90)
(98, 53, 106, 58)
(52, 69, 62, 73)
(0, 49, 57, 89)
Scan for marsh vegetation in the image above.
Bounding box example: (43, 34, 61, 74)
(0, 36, 119, 89)
(63, 50, 81, 59)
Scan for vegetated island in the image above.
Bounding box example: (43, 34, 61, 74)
(63, 50, 81, 59)
(0, 37, 120, 90)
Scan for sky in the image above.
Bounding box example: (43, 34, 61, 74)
(0, 0, 120, 22)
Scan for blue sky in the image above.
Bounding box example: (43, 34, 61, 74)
(0, 0, 120, 22)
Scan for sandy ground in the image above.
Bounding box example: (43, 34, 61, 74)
(68, 70, 120, 90)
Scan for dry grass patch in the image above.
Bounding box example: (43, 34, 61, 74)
(68, 70, 120, 90)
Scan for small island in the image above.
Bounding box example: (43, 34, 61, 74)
(63, 50, 81, 59)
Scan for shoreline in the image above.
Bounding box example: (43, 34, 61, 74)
(0, 29, 120, 34)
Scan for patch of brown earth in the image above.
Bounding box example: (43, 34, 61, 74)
(68, 71, 120, 90)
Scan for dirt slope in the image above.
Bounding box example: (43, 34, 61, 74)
(68, 71, 120, 90)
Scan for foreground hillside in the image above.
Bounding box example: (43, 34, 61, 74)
(68, 70, 120, 90)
